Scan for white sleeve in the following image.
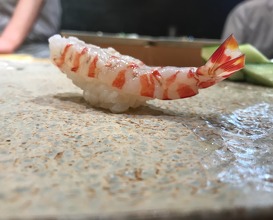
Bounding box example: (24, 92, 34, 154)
(221, 4, 247, 43)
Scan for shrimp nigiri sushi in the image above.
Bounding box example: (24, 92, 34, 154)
(49, 35, 245, 113)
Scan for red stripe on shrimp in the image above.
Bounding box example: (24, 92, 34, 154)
(176, 84, 197, 98)
(187, 69, 196, 78)
(198, 81, 215, 89)
(163, 71, 179, 100)
(140, 74, 155, 98)
(54, 44, 72, 67)
(152, 70, 162, 85)
(88, 55, 98, 78)
(112, 70, 126, 89)
(71, 47, 88, 72)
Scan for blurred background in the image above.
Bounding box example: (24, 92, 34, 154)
(61, 0, 243, 39)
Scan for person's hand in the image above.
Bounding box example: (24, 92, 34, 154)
(0, 36, 17, 54)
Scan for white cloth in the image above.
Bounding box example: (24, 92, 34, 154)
(222, 0, 273, 58)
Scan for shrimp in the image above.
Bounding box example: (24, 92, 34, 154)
(49, 34, 245, 113)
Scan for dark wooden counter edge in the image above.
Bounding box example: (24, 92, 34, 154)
(7, 205, 273, 220)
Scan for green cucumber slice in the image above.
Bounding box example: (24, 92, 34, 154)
(228, 70, 245, 81)
(201, 44, 270, 63)
(244, 63, 273, 87)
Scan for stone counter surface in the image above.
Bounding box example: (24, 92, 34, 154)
(0, 60, 273, 219)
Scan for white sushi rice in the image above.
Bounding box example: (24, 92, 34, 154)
(49, 35, 150, 113)
(66, 70, 150, 113)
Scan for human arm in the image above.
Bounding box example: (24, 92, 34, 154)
(0, 0, 44, 54)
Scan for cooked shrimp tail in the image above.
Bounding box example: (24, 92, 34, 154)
(197, 34, 245, 88)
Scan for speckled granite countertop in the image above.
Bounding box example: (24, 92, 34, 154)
(0, 59, 273, 219)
